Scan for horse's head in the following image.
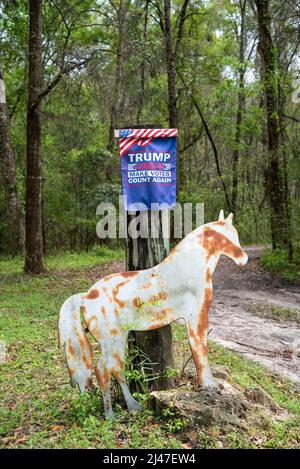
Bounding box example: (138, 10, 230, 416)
(204, 210, 248, 267)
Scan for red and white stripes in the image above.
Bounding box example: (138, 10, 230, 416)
(116, 128, 178, 157)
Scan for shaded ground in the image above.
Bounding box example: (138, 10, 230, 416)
(210, 247, 300, 384)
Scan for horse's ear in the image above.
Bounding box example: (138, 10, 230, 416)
(218, 209, 225, 221)
(226, 212, 233, 224)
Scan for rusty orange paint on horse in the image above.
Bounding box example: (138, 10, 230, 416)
(58, 210, 248, 419)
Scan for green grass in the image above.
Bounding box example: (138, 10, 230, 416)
(0, 245, 124, 277)
(0, 249, 181, 449)
(0, 251, 299, 448)
(261, 248, 300, 282)
(244, 302, 300, 324)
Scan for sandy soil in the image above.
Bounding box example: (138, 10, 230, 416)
(210, 247, 300, 384)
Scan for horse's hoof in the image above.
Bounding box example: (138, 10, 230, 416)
(198, 379, 220, 392)
(202, 384, 221, 394)
(128, 399, 143, 412)
(105, 410, 115, 420)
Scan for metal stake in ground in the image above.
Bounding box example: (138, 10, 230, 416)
(125, 124, 175, 391)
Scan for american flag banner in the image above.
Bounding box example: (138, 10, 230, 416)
(115, 128, 178, 158)
(115, 128, 178, 211)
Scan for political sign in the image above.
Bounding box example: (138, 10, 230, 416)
(115, 128, 178, 211)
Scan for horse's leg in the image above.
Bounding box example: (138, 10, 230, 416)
(94, 354, 114, 419)
(118, 378, 143, 412)
(110, 333, 143, 412)
(186, 315, 217, 388)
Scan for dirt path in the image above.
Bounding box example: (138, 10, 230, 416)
(210, 247, 300, 384)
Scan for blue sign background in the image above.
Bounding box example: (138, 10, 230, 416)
(121, 137, 177, 211)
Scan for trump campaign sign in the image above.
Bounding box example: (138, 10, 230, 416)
(115, 128, 178, 211)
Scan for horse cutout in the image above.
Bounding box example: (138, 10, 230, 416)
(58, 210, 248, 419)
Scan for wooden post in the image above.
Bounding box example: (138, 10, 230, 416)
(125, 124, 175, 390)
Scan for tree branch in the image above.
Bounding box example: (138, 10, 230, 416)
(9, 86, 25, 120)
(174, 0, 190, 61)
(179, 71, 231, 211)
(180, 131, 204, 153)
(32, 51, 99, 110)
(283, 113, 300, 124)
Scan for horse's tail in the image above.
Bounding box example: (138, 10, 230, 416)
(58, 293, 93, 392)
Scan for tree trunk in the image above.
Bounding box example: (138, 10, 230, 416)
(231, 0, 246, 214)
(107, 0, 126, 151)
(255, 0, 289, 249)
(278, 95, 293, 259)
(25, 0, 45, 273)
(163, 0, 189, 225)
(163, 0, 190, 128)
(164, 0, 177, 128)
(136, 0, 149, 124)
(126, 124, 175, 391)
(0, 67, 25, 255)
